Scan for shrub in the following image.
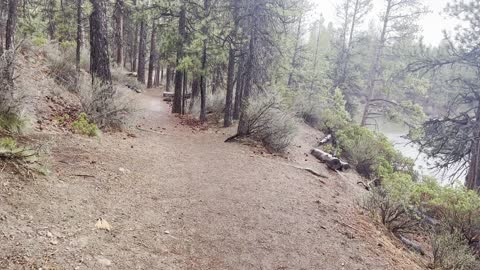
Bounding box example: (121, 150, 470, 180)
(431, 231, 476, 270)
(78, 81, 135, 129)
(293, 88, 351, 131)
(189, 91, 226, 122)
(335, 125, 414, 179)
(0, 112, 26, 134)
(72, 113, 99, 137)
(0, 137, 16, 150)
(413, 181, 480, 244)
(363, 186, 419, 234)
(32, 36, 47, 47)
(242, 93, 297, 152)
(43, 43, 89, 91)
(111, 67, 144, 93)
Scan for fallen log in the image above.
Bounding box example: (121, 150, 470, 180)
(318, 134, 332, 145)
(398, 235, 425, 256)
(311, 148, 350, 171)
(163, 92, 174, 98)
(163, 92, 192, 99)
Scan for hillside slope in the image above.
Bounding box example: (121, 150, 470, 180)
(0, 54, 426, 269)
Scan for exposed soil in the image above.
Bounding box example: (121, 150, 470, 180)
(0, 88, 427, 269)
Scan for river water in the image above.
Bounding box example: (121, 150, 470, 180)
(376, 119, 462, 183)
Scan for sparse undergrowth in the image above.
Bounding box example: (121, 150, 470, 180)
(71, 113, 99, 137)
(241, 93, 297, 153)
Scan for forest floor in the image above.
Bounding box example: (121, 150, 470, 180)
(0, 85, 427, 269)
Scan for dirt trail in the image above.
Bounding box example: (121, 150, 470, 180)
(0, 89, 424, 269)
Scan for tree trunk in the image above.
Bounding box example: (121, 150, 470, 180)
(89, 0, 113, 126)
(160, 66, 164, 83)
(172, 3, 186, 114)
(147, 22, 156, 88)
(5, 0, 17, 50)
(75, 0, 82, 87)
(360, 0, 391, 127)
(182, 71, 187, 114)
(233, 55, 244, 120)
(137, 20, 147, 84)
(46, 0, 56, 40)
(89, 0, 111, 84)
(131, 0, 138, 72)
(113, 0, 124, 66)
(189, 77, 199, 112)
(199, 0, 209, 122)
(287, 16, 302, 88)
(467, 107, 480, 190)
(166, 67, 171, 92)
(237, 36, 255, 136)
(224, 48, 236, 127)
(154, 59, 160, 87)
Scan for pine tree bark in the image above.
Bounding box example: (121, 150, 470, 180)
(113, 0, 124, 65)
(89, 0, 111, 84)
(182, 71, 187, 114)
(233, 55, 244, 120)
(224, 0, 239, 127)
(46, 0, 56, 40)
(172, 3, 186, 114)
(89, 0, 113, 126)
(5, 0, 17, 50)
(224, 49, 236, 127)
(75, 0, 82, 87)
(131, 0, 138, 72)
(154, 59, 160, 87)
(199, 0, 209, 122)
(189, 77, 199, 112)
(166, 67, 171, 92)
(147, 22, 156, 88)
(238, 36, 255, 136)
(467, 107, 480, 189)
(137, 20, 147, 83)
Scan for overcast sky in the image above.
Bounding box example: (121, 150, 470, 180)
(313, 0, 457, 46)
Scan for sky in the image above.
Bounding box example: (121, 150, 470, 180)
(313, 0, 457, 46)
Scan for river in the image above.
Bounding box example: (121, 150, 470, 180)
(376, 119, 462, 183)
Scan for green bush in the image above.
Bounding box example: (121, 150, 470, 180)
(0, 137, 17, 150)
(293, 88, 351, 131)
(431, 231, 476, 270)
(0, 113, 26, 133)
(336, 125, 413, 179)
(363, 185, 419, 234)
(32, 36, 47, 47)
(413, 180, 480, 244)
(72, 113, 99, 137)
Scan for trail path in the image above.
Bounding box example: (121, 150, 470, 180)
(0, 89, 423, 269)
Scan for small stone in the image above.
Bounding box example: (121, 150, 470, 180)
(50, 239, 58, 245)
(96, 256, 112, 267)
(46, 231, 53, 238)
(164, 230, 170, 234)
